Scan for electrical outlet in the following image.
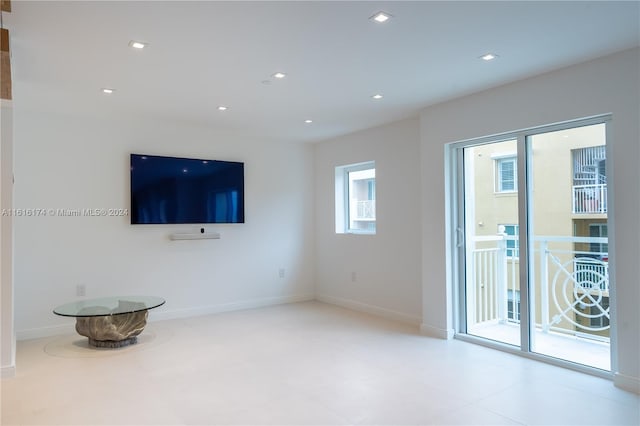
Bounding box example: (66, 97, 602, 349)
(76, 284, 86, 297)
(278, 268, 285, 279)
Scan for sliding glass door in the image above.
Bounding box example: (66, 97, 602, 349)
(455, 119, 611, 371)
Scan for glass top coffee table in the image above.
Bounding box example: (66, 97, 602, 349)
(53, 296, 165, 348)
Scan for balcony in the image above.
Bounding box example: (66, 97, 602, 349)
(573, 184, 607, 214)
(467, 234, 610, 370)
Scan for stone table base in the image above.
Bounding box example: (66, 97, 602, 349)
(75, 304, 149, 348)
(88, 336, 138, 348)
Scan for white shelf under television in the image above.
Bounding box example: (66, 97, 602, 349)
(169, 231, 221, 241)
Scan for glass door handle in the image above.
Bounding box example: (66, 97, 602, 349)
(456, 227, 464, 248)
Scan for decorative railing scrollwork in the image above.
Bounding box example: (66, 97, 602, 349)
(548, 255, 609, 332)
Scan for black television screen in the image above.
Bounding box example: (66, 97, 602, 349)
(130, 154, 245, 224)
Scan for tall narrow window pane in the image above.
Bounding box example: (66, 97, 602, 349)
(528, 123, 609, 370)
(464, 140, 520, 347)
(348, 168, 376, 232)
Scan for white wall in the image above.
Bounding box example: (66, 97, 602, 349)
(13, 109, 315, 338)
(420, 48, 640, 391)
(1, 100, 15, 377)
(314, 117, 422, 324)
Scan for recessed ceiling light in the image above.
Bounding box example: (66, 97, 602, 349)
(217, 106, 228, 111)
(370, 11, 392, 23)
(372, 94, 383, 100)
(128, 40, 148, 49)
(480, 53, 498, 61)
(272, 72, 287, 79)
(101, 88, 115, 94)
(304, 119, 313, 124)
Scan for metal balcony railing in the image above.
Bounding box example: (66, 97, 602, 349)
(354, 200, 375, 220)
(573, 184, 607, 214)
(468, 235, 610, 340)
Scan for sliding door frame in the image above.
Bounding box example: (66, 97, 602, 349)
(448, 114, 615, 379)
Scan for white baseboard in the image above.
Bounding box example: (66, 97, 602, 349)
(614, 372, 640, 394)
(420, 323, 455, 340)
(16, 294, 315, 341)
(16, 323, 73, 341)
(1, 365, 16, 378)
(315, 294, 421, 326)
(151, 294, 315, 322)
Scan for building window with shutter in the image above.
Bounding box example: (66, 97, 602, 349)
(496, 157, 517, 193)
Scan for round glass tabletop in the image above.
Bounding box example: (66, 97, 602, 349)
(53, 296, 165, 318)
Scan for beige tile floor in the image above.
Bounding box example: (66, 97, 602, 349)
(1, 301, 638, 425)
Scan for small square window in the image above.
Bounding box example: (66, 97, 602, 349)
(507, 289, 520, 322)
(335, 161, 376, 234)
(590, 296, 610, 328)
(499, 224, 519, 258)
(496, 157, 517, 192)
(589, 223, 608, 255)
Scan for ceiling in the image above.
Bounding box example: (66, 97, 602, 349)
(5, 1, 640, 143)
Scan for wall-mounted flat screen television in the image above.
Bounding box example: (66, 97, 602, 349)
(130, 154, 245, 224)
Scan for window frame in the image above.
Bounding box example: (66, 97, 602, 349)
(335, 161, 376, 235)
(495, 156, 517, 193)
(589, 223, 608, 255)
